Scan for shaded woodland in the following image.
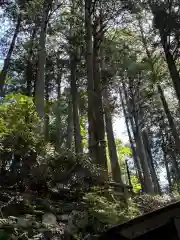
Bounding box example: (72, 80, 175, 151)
(1, 0, 180, 239)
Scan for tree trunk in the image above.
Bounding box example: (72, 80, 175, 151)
(45, 75, 49, 142)
(128, 78, 154, 193)
(122, 79, 148, 191)
(161, 133, 172, 192)
(135, 126, 154, 193)
(103, 86, 122, 183)
(35, 1, 50, 119)
(70, 54, 83, 154)
(138, 15, 176, 192)
(142, 129, 161, 194)
(159, 112, 179, 190)
(163, 147, 172, 192)
(85, 0, 96, 160)
(66, 90, 73, 150)
(93, 39, 107, 168)
(119, 85, 144, 190)
(56, 71, 62, 152)
(0, 15, 21, 96)
(158, 84, 180, 156)
(25, 25, 37, 97)
(149, 4, 180, 105)
(160, 33, 180, 104)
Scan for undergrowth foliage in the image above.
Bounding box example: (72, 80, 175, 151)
(0, 94, 179, 239)
(0, 93, 43, 155)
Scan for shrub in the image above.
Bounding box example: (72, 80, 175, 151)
(0, 94, 44, 182)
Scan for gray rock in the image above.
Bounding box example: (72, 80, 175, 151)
(17, 217, 30, 228)
(8, 216, 17, 224)
(0, 218, 9, 227)
(42, 213, 57, 226)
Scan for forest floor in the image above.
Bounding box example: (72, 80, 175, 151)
(0, 188, 91, 240)
(0, 185, 178, 240)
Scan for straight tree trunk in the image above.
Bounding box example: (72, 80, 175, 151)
(119, 85, 144, 189)
(163, 145, 172, 192)
(142, 129, 161, 194)
(138, 15, 177, 192)
(148, 3, 180, 105)
(56, 72, 62, 152)
(70, 0, 83, 155)
(158, 84, 180, 157)
(93, 39, 107, 168)
(103, 86, 122, 183)
(160, 129, 172, 192)
(35, 1, 50, 119)
(85, 0, 96, 160)
(128, 78, 154, 193)
(66, 90, 73, 150)
(160, 32, 180, 105)
(135, 126, 154, 193)
(70, 54, 83, 154)
(92, 10, 108, 170)
(25, 25, 37, 97)
(45, 74, 50, 142)
(0, 15, 21, 96)
(160, 112, 180, 189)
(138, 16, 180, 156)
(122, 79, 150, 192)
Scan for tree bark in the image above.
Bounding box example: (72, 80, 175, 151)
(160, 32, 180, 105)
(35, 1, 50, 119)
(25, 25, 37, 97)
(149, 3, 180, 105)
(158, 84, 180, 156)
(161, 131, 172, 192)
(66, 90, 73, 150)
(128, 78, 154, 193)
(119, 85, 144, 190)
(142, 129, 161, 194)
(122, 79, 150, 192)
(85, 0, 96, 160)
(103, 86, 122, 183)
(0, 15, 21, 96)
(45, 74, 50, 142)
(135, 127, 154, 193)
(56, 71, 62, 152)
(138, 15, 176, 192)
(158, 104, 180, 190)
(93, 38, 107, 168)
(70, 54, 83, 154)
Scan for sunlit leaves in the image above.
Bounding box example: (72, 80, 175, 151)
(131, 175, 141, 193)
(0, 93, 43, 153)
(115, 138, 131, 160)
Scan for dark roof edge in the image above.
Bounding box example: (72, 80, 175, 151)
(108, 200, 180, 233)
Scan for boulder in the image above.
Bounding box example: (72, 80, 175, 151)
(8, 216, 17, 225)
(17, 217, 30, 228)
(42, 213, 57, 226)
